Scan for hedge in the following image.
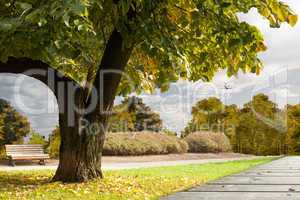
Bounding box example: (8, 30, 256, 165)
(183, 132, 232, 153)
(103, 132, 188, 156)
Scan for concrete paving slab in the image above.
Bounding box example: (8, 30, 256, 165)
(161, 157, 300, 200)
(161, 192, 300, 200)
(190, 184, 300, 192)
(232, 172, 300, 177)
(211, 176, 300, 185)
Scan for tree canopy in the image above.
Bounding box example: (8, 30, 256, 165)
(1, 0, 297, 93)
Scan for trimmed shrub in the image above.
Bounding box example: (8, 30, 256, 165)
(103, 132, 188, 156)
(184, 132, 232, 153)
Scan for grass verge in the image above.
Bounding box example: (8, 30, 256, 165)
(0, 157, 275, 200)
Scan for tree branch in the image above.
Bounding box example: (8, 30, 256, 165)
(0, 57, 76, 95)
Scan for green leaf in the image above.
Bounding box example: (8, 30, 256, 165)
(63, 14, 70, 27)
(16, 2, 32, 11)
(0, 21, 13, 32)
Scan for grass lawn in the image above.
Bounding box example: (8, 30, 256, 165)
(0, 157, 275, 200)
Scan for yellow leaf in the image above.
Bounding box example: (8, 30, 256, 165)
(288, 15, 298, 27)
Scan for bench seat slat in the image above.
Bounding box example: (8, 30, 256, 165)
(6, 148, 44, 149)
(6, 151, 45, 152)
(9, 155, 50, 158)
(8, 154, 49, 157)
(9, 155, 49, 158)
(8, 157, 49, 161)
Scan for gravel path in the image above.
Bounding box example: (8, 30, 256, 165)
(0, 156, 259, 171)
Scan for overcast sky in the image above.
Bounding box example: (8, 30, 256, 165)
(1, 0, 300, 136)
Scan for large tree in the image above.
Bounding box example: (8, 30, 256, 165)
(0, 0, 297, 182)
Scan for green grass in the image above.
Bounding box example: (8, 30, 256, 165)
(0, 158, 275, 200)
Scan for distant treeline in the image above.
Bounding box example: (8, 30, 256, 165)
(182, 93, 300, 156)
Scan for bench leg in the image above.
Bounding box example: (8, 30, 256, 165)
(39, 160, 45, 165)
(9, 159, 15, 167)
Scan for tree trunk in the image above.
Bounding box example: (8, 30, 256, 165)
(52, 111, 105, 182)
(53, 29, 133, 182)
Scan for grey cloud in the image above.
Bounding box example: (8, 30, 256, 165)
(0, 74, 58, 138)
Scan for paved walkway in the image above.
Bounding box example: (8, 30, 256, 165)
(161, 156, 300, 200)
(0, 157, 257, 171)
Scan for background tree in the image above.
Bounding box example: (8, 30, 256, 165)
(0, 0, 297, 182)
(0, 99, 30, 147)
(286, 104, 300, 154)
(162, 128, 178, 137)
(182, 97, 240, 148)
(192, 97, 224, 131)
(28, 131, 47, 147)
(183, 94, 289, 155)
(236, 94, 284, 155)
(223, 104, 240, 148)
(108, 105, 135, 132)
(48, 126, 61, 159)
(0, 114, 4, 140)
(109, 96, 163, 132)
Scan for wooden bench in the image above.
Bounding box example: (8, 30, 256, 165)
(5, 145, 50, 166)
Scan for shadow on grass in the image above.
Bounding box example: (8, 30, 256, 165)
(0, 171, 52, 192)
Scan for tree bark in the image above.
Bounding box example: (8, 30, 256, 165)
(52, 29, 134, 182)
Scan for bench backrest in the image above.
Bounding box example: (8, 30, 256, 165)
(5, 145, 45, 156)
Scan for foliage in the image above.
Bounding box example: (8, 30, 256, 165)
(286, 104, 300, 154)
(28, 131, 47, 147)
(162, 128, 178, 137)
(0, 114, 4, 140)
(0, 98, 30, 147)
(182, 97, 225, 137)
(222, 104, 240, 147)
(108, 96, 163, 132)
(0, 0, 297, 91)
(236, 94, 285, 155)
(182, 97, 240, 145)
(0, 158, 274, 200)
(184, 132, 232, 153)
(182, 94, 291, 155)
(103, 132, 188, 156)
(48, 126, 60, 158)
